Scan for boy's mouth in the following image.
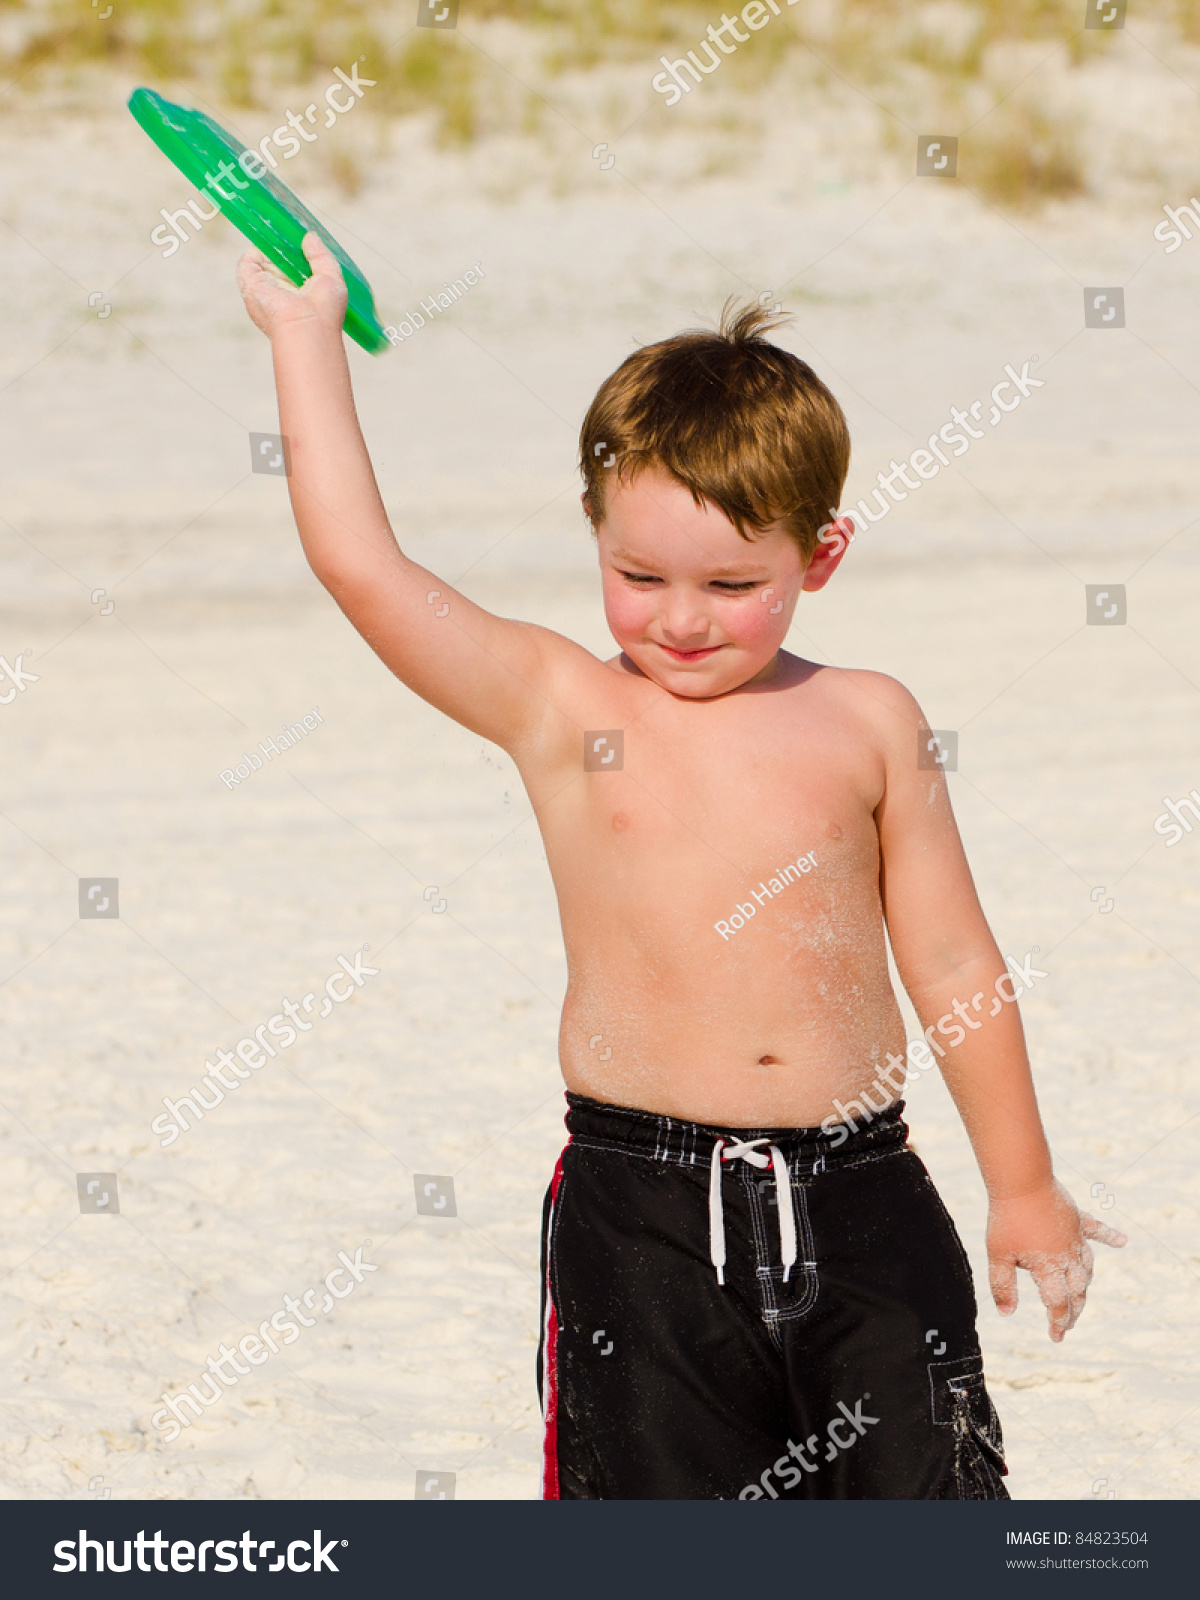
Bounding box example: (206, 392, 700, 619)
(655, 642, 723, 663)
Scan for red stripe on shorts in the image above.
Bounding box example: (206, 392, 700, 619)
(540, 1146, 568, 1501)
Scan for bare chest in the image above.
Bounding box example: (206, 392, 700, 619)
(535, 690, 882, 892)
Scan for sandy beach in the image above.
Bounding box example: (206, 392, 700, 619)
(2, 14, 1199, 1499)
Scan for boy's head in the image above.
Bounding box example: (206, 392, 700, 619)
(579, 300, 853, 698)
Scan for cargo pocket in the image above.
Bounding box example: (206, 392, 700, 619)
(929, 1354, 1009, 1500)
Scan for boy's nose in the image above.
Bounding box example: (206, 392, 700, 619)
(659, 597, 710, 644)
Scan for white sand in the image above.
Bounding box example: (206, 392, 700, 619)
(0, 87, 1198, 1500)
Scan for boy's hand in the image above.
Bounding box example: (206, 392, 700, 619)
(236, 231, 347, 340)
(987, 1178, 1126, 1342)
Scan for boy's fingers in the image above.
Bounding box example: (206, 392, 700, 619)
(1080, 1211, 1127, 1249)
(1044, 1284, 1071, 1340)
(1065, 1258, 1089, 1321)
(301, 230, 340, 274)
(1063, 1242, 1094, 1334)
(1031, 1261, 1073, 1340)
(988, 1255, 1018, 1316)
(236, 248, 290, 295)
(236, 249, 265, 285)
(1068, 1240, 1095, 1291)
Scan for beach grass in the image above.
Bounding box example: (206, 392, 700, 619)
(2, 0, 1195, 202)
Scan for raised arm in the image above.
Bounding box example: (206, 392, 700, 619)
(855, 672, 1125, 1340)
(236, 232, 571, 751)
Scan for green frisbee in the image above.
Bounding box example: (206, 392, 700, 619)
(129, 86, 390, 354)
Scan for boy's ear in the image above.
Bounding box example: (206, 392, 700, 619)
(802, 515, 854, 592)
(581, 492, 598, 530)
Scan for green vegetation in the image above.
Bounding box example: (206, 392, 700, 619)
(3, 0, 1197, 202)
(966, 99, 1087, 205)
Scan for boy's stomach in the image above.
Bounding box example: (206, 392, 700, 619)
(555, 920, 910, 1129)
(542, 766, 907, 1127)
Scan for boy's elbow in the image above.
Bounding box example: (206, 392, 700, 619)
(305, 547, 340, 587)
(303, 547, 341, 592)
(314, 559, 371, 610)
(895, 936, 1003, 995)
(306, 545, 389, 603)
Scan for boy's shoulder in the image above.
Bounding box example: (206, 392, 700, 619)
(801, 661, 927, 763)
(774, 655, 923, 720)
(816, 662, 924, 717)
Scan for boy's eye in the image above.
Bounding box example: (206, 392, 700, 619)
(615, 572, 759, 592)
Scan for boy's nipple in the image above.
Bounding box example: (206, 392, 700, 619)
(611, 811, 631, 832)
(825, 820, 843, 840)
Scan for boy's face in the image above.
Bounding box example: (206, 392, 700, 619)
(592, 464, 846, 699)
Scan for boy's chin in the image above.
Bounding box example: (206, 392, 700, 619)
(624, 645, 766, 698)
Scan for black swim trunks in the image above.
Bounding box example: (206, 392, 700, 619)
(538, 1092, 1009, 1500)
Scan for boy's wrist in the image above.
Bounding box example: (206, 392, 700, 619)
(270, 313, 344, 350)
(986, 1171, 1058, 1206)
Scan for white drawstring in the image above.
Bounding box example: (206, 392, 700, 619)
(708, 1137, 797, 1286)
(768, 1144, 798, 1283)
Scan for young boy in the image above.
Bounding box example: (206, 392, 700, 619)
(237, 236, 1126, 1499)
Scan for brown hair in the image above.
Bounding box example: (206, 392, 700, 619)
(579, 299, 850, 560)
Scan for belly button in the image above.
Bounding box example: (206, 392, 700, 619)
(758, 1055, 777, 1067)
